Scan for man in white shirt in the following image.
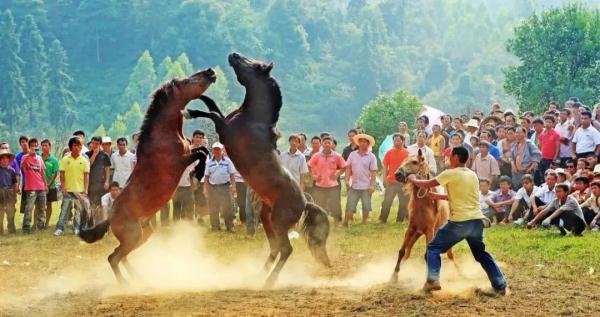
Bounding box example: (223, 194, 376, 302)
(110, 137, 136, 188)
(556, 108, 574, 165)
(508, 174, 540, 223)
(407, 131, 437, 174)
(172, 160, 198, 222)
(280, 134, 309, 190)
(572, 110, 600, 159)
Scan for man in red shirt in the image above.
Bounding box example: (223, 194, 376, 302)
(20, 138, 47, 232)
(380, 133, 410, 223)
(537, 115, 561, 185)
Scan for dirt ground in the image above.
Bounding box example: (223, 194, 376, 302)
(1, 222, 598, 317)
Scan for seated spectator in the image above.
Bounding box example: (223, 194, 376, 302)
(517, 171, 558, 225)
(581, 181, 600, 231)
(575, 158, 589, 177)
(507, 174, 540, 223)
(479, 178, 495, 220)
(99, 181, 121, 221)
(488, 176, 515, 223)
(471, 141, 500, 186)
(527, 184, 586, 236)
(570, 176, 590, 204)
(586, 153, 598, 171)
(554, 168, 571, 186)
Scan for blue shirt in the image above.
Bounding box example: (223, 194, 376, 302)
(204, 157, 236, 185)
(0, 167, 17, 188)
(488, 143, 501, 160)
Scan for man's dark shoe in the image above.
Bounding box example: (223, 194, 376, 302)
(422, 280, 441, 292)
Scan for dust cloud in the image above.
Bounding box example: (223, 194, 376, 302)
(5, 223, 493, 308)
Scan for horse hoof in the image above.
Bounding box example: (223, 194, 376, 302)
(389, 273, 399, 284)
(264, 278, 276, 289)
(181, 109, 192, 120)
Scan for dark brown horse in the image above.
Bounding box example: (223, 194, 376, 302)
(79, 69, 215, 284)
(390, 149, 454, 283)
(183, 53, 331, 287)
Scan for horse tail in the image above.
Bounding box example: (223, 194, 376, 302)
(302, 202, 331, 267)
(78, 219, 110, 244)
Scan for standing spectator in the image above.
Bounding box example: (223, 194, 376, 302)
(504, 111, 517, 128)
(464, 119, 479, 142)
(101, 137, 113, 155)
(413, 116, 429, 142)
(41, 139, 59, 227)
(537, 115, 561, 185)
(173, 160, 197, 222)
(453, 117, 465, 140)
(398, 122, 411, 146)
(297, 133, 310, 157)
(479, 131, 501, 160)
(73, 130, 90, 153)
(20, 138, 47, 232)
(204, 142, 237, 232)
(471, 141, 500, 185)
(308, 136, 346, 225)
(531, 119, 544, 148)
(510, 127, 541, 189)
(380, 133, 410, 223)
(280, 134, 309, 190)
(191, 130, 209, 223)
(572, 111, 600, 159)
(304, 136, 322, 197)
(556, 108, 575, 165)
(441, 115, 455, 146)
(308, 136, 321, 158)
(342, 129, 358, 161)
(408, 131, 437, 174)
(86, 136, 111, 208)
(0, 143, 20, 187)
(428, 124, 445, 171)
(15, 136, 28, 217)
(345, 134, 377, 226)
(111, 137, 136, 189)
(0, 149, 18, 235)
(54, 137, 90, 236)
(527, 184, 585, 236)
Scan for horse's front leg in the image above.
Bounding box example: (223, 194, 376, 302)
(199, 95, 226, 119)
(182, 109, 228, 137)
(390, 227, 422, 283)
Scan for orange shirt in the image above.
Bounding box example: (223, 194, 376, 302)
(383, 147, 409, 183)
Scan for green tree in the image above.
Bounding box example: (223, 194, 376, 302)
(19, 14, 48, 128)
(176, 53, 194, 75)
(107, 114, 127, 140)
(92, 124, 107, 137)
(356, 89, 422, 154)
(505, 4, 600, 113)
(123, 102, 144, 136)
(46, 39, 76, 129)
(123, 50, 157, 110)
(0, 10, 27, 135)
(157, 56, 173, 82)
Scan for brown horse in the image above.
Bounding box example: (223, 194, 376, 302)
(183, 53, 331, 287)
(79, 69, 215, 284)
(390, 149, 454, 283)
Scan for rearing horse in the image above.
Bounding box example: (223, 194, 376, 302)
(79, 69, 215, 284)
(390, 149, 454, 283)
(183, 53, 331, 287)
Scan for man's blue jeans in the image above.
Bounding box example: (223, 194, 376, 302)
(426, 219, 507, 290)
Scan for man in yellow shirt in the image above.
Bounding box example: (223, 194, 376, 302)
(54, 137, 90, 236)
(408, 146, 508, 295)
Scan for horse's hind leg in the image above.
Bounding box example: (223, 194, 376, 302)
(122, 220, 154, 280)
(390, 227, 422, 283)
(260, 204, 279, 272)
(264, 231, 293, 289)
(108, 217, 143, 285)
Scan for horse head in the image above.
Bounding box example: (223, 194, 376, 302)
(228, 52, 274, 87)
(395, 149, 430, 183)
(170, 68, 217, 106)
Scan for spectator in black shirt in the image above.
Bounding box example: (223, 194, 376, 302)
(86, 136, 111, 208)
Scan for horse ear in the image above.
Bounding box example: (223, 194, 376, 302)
(263, 62, 273, 73)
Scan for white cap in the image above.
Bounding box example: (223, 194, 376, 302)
(212, 142, 224, 149)
(101, 136, 112, 144)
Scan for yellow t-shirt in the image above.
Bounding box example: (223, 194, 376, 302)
(60, 155, 90, 193)
(435, 167, 486, 222)
(429, 134, 445, 156)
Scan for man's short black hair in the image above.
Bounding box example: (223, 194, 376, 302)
(574, 176, 590, 185)
(41, 139, 51, 146)
(110, 181, 120, 189)
(322, 135, 334, 143)
(298, 133, 307, 141)
(311, 136, 321, 143)
(560, 108, 571, 116)
(451, 146, 469, 163)
(591, 181, 600, 188)
(27, 138, 38, 146)
(320, 132, 331, 139)
(19, 135, 28, 143)
(73, 130, 85, 137)
(498, 175, 511, 185)
(532, 118, 544, 125)
(91, 136, 102, 143)
(556, 183, 570, 192)
(288, 134, 300, 142)
(479, 178, 490, 185)
(392, 133, 405, 142)
(116, 137, 128, 145)
(347, 128, 358, 136)
(68, 136, 82, 150)
(193, 130, 205, 137)
(521, 174, 534, 183)
(581, 110, 592, 118)
(572, 101, 582, 108)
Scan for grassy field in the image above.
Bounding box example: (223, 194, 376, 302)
(1, 193, 600, 316)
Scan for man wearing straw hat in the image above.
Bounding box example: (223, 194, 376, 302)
(0, 148, 18, 235)
(344, 133, 377, 226)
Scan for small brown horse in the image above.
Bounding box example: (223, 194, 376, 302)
(184, 53, 331, 287)
(390, 149, 454, 283)
(79, 69, 215, 284)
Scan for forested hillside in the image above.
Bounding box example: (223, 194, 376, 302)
(1, 0, 600, 142)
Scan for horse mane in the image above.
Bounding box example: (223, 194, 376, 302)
(136, 81, 174, 155)
(242, 76, 282, 125)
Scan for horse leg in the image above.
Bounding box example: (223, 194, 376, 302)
(260, 204, 279, 272)
(199, 95, 225, 118)
(264, 230, 293, 289)
(183, 109, 228, 137)
(390, 227, 422, 283)
(108, 215, 143, 285)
